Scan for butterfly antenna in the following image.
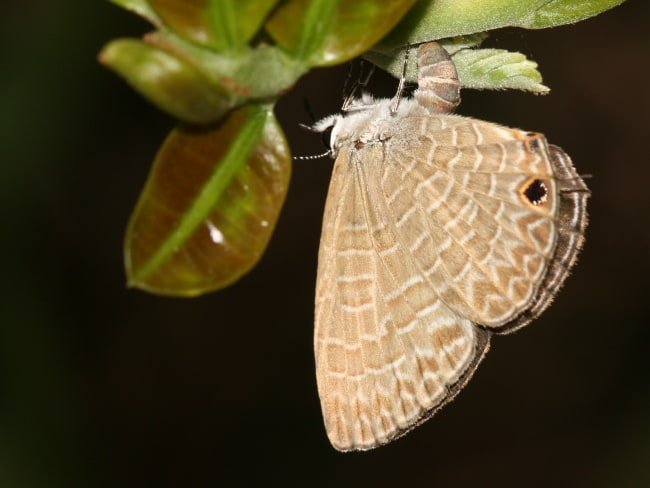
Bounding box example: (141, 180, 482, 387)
(293, 150, 331, 161)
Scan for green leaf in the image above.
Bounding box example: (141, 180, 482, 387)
(125, 104, 291, 296)
(265, 0, 416, 66)
(512, 0, 627, 29)
(148, 30, 308, 101)
(454, 48, 548, 93)
(109, 0, 161, 25)
(148, 0, 279, 51)
(375, 0, 626, 52)
(99, 38, 236, 123)
(209, 0, 280, 49)
(148, 0, 216, 48)
(440, 34, 489, 56)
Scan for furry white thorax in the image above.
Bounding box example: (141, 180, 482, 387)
(313, 94, 425, 159)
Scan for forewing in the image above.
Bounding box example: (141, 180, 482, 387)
(315, 146, 489, 452)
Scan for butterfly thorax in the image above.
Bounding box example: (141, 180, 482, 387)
(319, 97, 438, 158)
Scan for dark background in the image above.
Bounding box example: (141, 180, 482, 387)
(1, 2, 648, 487)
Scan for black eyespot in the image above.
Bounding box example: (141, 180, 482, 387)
(524, 179, 549, 205)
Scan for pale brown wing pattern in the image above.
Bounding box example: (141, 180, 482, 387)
(500, 144, 589, 332)
(376, 112, 561, 328)
(315, 144, 490, 451)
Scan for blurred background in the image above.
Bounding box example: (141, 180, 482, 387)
(1, 1, 648, 486)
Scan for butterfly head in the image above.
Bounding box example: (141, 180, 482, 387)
(311, 114, 344, 158)
(309, 95, 397, 160)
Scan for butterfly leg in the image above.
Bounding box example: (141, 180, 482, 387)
(390, 42, 412, 114)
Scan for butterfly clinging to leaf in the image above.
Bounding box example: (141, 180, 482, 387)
(311, 42, 589, 451)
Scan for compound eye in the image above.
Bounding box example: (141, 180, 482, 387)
(320, 125, 333, 150)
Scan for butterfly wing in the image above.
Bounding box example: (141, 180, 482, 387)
(381, 113, 587, 330)
(314, 110, 588, 451)
(315, 142, 490, 451)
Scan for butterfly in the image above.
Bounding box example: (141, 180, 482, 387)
(311, 42, 589, 451)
